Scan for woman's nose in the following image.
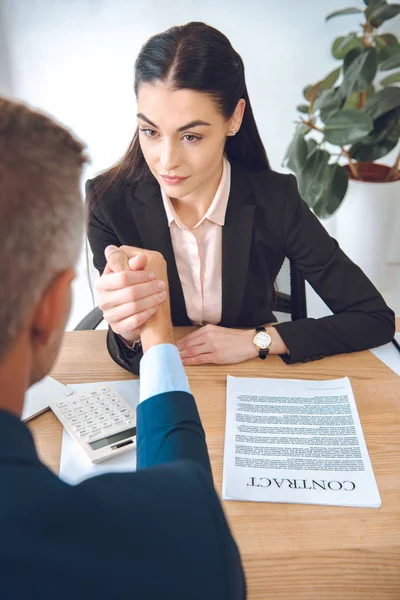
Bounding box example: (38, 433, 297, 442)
(160, 140, 181, 172)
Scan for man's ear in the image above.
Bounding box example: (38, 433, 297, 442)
(31, 268, 75, 348)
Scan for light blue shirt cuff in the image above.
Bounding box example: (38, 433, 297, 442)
(139, 344, 191, 403)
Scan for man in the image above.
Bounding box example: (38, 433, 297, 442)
(0, 97, 245, 599)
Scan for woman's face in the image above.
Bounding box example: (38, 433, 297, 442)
(137, 81, 242, 200)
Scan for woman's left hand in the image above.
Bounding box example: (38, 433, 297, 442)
(177, 324, 258, 366)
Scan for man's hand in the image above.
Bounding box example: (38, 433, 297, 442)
(96, 246, 166, 346)
(111, 245, 175, 352)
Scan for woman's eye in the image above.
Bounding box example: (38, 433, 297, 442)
(183, 134, 201, 143)
(140, 128, 158, 138)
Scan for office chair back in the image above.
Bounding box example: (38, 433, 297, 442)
(274, 257, 307, 323)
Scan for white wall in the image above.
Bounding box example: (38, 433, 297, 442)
(1, 0, 399, 327)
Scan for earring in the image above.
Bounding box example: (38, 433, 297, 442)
(230, 130, 237, 136)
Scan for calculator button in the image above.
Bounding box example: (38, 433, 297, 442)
(109, 398, 118, 404)
(97, 415, 107, 423)
(102, 421, 112, 429)
(124, 412, 133, 419)
(90, 425, 101, 433)
(60, 406, 70, 414)
(78, 429, 89, 437)
(87, 404, 97, 412)
(81, 413, 91, 421)
(103, 406, 112, 413)
(64, 411, 75, 419)
(125, 420, 133, 426)
(119, 407, 127, 414)
(115, 402, 123, 409)
(76, 408, 86, 415)
(92, 409, 102, 417)
(56, 400, 68, 408)
(90, 391, 100, 397)
(86, 419, 96, 427)
(69, 417, 80, 425)
(100, 387, 109, 393)
(74, 423, 85, 431)
(112, 417, 123, 424)
(108, 411, 118, 419)
(105, 392, 115, 399)
(82, 399, 92, 406)
(79, 394, 89, 400)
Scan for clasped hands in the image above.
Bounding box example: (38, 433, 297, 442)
(96, 244, 280, 365)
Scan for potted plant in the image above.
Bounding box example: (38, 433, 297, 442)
(284, 0, 400, 289)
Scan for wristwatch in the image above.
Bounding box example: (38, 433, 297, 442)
(252, 326, 272, 360)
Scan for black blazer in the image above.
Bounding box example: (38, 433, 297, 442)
(86, 164, 395, 374)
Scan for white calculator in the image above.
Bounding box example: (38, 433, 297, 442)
(50, 385, 137, 464)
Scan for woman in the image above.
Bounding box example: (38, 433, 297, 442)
(87, 22, 395, 375)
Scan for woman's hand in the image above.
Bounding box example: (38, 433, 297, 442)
(177, 324, 289, 365)
(96, 245, 167, 345)
(177, 325, 258, 366)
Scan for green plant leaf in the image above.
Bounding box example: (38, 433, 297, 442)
(303, 85, 313, 101)
(344, 91, 361, 109)
(316, 88, 343, 122)
(374, 33, 398, 49)
(363, 86, 400, 119)
(324, 109, 374, 145)
(306, 138, 318, 157)
(298, 149, 331, 208)
(368, 1, 400, 25)
(284, 124, 310, 173)
(350, 114, 400, 160)
(378, 42, 400, 63)
(381, 70, 400, 84)
(342, 48, 378, 95)
(332, 33, 364, 59)
(326, 7, 363, 21)
(312, 164, 349, 219)
(303, 82, 321, 105)
(343, 47, 363, 71)
(297, 104, 309, 113)
(321, 67, 341, 90)
(380, 51, 400, 71)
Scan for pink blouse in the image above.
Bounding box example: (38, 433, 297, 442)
(160, 158, 231, 325)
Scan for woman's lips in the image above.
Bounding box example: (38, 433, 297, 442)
(160, 175, 189, 185)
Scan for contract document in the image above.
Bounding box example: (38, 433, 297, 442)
(222, 376, 381, 508)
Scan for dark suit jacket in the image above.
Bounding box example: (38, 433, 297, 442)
(0, 391, 245, 599)
(86, 164, 395, 374)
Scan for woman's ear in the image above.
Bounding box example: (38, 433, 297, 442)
(228, 98, 246, 135)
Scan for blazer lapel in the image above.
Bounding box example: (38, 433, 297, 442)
(221, 167, 255, 327)
(130, 181, 191, 326)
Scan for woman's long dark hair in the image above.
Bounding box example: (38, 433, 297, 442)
(101, 22, 270, 190)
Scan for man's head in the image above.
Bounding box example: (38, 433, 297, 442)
(0, 97, 86, 404)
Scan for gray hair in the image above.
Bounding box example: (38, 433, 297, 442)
(0, 96, 86, 358)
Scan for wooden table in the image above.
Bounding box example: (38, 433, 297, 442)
(29, 330, 400, 600)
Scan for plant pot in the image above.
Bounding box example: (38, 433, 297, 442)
(323, 164, 400, 291)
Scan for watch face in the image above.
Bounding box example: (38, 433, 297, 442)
(254, 331, 272, 349)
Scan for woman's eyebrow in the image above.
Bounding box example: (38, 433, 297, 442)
(177, 120, 211, 131)
(137, 113, 211, 132)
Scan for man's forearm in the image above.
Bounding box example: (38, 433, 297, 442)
(140, 260, 175, 352)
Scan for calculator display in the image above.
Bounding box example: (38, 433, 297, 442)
(89, 426, 137, 450)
